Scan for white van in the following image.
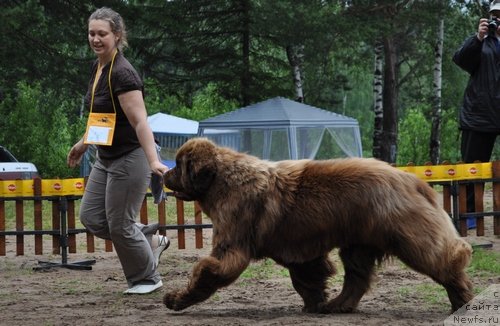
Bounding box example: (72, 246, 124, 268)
(0, 162, 40, 180)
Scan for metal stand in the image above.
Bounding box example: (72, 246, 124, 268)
(34, 197, 96, 271)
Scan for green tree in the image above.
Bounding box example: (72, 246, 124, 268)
(397, 107, 431, 165)
(173, 83, 238, 121)
(0, 82, 81, 178)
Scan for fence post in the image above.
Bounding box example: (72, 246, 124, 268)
(105, 239, 113, 252)
(51, 198, 60, 254)
(81, 176, 96, 253)
(474, 182, 485, 236)
(0, 199, 5, 256)
(140, 196, 148, 225)
(458, 183, 468, 237)
(15, 197, 24, 256)
(67, 198, 76, 253)
(492, 161, 500, 235)
(176, 198, 185, 249)
(34, 178, 43, 254)
(194, 201, 203, 249)
(442, 182, 452, 216)
(158, 198, 166, 236)
(86, 229, 95, 253)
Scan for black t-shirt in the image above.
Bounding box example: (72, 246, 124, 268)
(84, 51, 143, 159)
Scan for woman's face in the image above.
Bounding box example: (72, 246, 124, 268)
(88, 19, 118, 61)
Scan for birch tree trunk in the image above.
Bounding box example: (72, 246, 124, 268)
(430, 18, 444, 164)
(286, 45, 305, 103)
(372, 41, 384, 159)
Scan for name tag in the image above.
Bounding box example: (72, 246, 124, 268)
(84, 112, 116, 146)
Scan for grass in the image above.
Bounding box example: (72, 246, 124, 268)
(0, 258, 34, 276)
(397, 284, 448, 308)
(241, 259, 290, 280)
(467, 248, 500, 277)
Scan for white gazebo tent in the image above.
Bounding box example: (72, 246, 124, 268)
(198, 97, 362, 161)
(147, 113, 199, 167)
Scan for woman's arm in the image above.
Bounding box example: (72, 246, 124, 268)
(118, 90, 169, 176)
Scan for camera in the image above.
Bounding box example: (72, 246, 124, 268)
(488, 16, 499, 36)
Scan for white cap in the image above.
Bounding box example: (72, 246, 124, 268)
(490, 1, 500, 12)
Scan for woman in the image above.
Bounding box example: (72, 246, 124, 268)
(67, 7, 169, 294)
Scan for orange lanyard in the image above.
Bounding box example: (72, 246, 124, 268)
(89, 49, 118, 114)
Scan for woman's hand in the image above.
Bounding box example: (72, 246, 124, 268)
(150, 160, 169, 177)
(67, 139, 88, 168)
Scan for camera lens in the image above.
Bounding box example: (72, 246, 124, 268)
(489, 19, 498, 35)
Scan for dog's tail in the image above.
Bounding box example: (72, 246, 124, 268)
(448, 237, 473, 271)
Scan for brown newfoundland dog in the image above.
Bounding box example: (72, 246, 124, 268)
(163, 138, 473, 313)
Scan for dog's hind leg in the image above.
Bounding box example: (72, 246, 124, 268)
(395, 236, 474, 312)
(286, 255, 336, 313)
(320, 246, 383, 313)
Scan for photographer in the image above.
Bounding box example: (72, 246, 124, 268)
(452, 1, 500, 228)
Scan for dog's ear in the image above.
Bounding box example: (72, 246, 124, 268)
(180, 138, 218, 195)
(187, 159, 215, 194)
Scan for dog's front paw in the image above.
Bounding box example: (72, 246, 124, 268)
(163, 290, 188, 311)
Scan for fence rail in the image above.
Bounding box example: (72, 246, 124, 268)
(1, 161, 500, 258)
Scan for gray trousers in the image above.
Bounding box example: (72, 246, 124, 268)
(80, 147, 160, 287)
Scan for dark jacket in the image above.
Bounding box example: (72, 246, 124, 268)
(453, 35, 500, 133)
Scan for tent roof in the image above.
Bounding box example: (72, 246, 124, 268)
(199, 97, 359, 129)
(148, 112, 198, 135)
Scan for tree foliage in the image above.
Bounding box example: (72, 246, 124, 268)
(0, 0, 483, 177)
(0, 82, 83, 177)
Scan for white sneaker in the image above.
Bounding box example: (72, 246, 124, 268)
(153, 235, 170, 267)
(124, 280, 163, 294)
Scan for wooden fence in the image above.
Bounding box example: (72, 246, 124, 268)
(0, 177, 210, 257)
(1, 161, 500, 259)
(396, 161, 500, 237)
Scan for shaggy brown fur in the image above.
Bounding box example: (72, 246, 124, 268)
(163, 138, 474, 313)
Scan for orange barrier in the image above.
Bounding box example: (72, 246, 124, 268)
(396, 162, 492, 182)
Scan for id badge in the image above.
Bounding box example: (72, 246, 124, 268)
(84, 112, 116, 146)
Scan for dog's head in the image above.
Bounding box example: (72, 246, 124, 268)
(164, 138, 217, 201)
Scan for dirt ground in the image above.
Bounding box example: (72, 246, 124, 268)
(0, 219, 499, 326)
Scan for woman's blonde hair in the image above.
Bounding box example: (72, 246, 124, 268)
(88, 7, 128, 51)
